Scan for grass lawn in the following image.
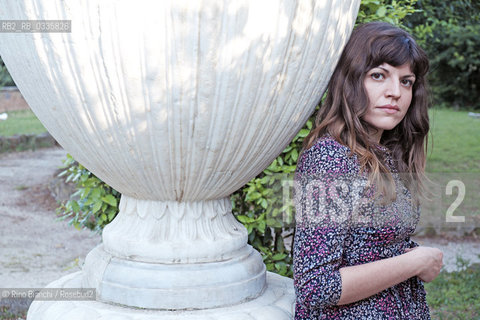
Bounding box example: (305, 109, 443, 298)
(427, 108, 480, 173)
(416, 108, 480, 319)
(0, 109, 47, 137)
(420, 108, 480, 234)
(425, 260, 480, 320)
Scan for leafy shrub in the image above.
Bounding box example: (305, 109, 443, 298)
(406, 0, 480, 110)
(0, 57, 15, 87)
(231, 120, 311, 277)
(57, 154, 120, 232)
(358, 0, 418, 27)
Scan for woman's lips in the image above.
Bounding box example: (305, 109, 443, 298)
(377, 104, 400, 114)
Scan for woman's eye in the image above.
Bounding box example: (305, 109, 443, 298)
(401, 79, 414, 87)
(371, 72, 384, 80)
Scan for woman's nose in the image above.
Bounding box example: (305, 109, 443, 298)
(385, 79, 401, 99)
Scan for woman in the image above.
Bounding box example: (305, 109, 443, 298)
(293, 22, 443, 319)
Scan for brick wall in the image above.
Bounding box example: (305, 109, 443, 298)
(0, 86, 30, 113)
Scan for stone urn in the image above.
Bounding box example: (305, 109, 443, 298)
(0, 0, 359, 318)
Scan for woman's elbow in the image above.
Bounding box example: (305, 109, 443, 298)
(294, 276, 342, 309)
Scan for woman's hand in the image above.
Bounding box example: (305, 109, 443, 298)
(404, 246, 443, 282)
(336, 244, 443, 305)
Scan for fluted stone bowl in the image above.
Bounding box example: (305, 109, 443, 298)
(0, 0, 359, 202)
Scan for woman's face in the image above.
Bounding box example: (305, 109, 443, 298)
(363, 62, 415, 142)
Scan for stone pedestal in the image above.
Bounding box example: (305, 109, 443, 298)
(82, 197, 266, 310)
(28, 272, 294, 320)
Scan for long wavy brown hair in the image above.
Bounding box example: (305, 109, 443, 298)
(303, 22, 430, 201)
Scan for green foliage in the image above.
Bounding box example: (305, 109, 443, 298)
(357, 0, 418, 27)
(231, 120, 311, 277)
(406, 0, 480, 110)
(57, 154, 121, 232)
(0, 56, 14, 87)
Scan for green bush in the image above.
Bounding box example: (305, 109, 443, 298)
(406, 0, 480, 110)
(0, 57, 14, 87)
(357, 0, 418, 27)
(57, 154, 120, 232)
(231, 120, 310, 277)
(57, 0, 419, 278)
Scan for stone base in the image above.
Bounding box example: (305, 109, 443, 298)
(27, 272, 295, 320)
(81, 244, 267, 310)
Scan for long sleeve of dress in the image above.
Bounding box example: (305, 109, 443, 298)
(293, 137, 360, 310)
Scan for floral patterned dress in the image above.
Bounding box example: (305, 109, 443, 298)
(293, 134, 430, 319)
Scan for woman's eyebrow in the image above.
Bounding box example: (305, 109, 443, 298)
(376, 66, 415, 78)
(378, 66, 390, 73)
(402, 74, 416, 79)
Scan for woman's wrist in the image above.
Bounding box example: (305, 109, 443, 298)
(403, 248, 424, 277)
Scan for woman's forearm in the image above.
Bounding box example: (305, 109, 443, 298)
(337, 248, 433, 305)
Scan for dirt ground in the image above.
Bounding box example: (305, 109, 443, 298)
(0, 147, 101, 288)
(0, 147, 479, 291)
